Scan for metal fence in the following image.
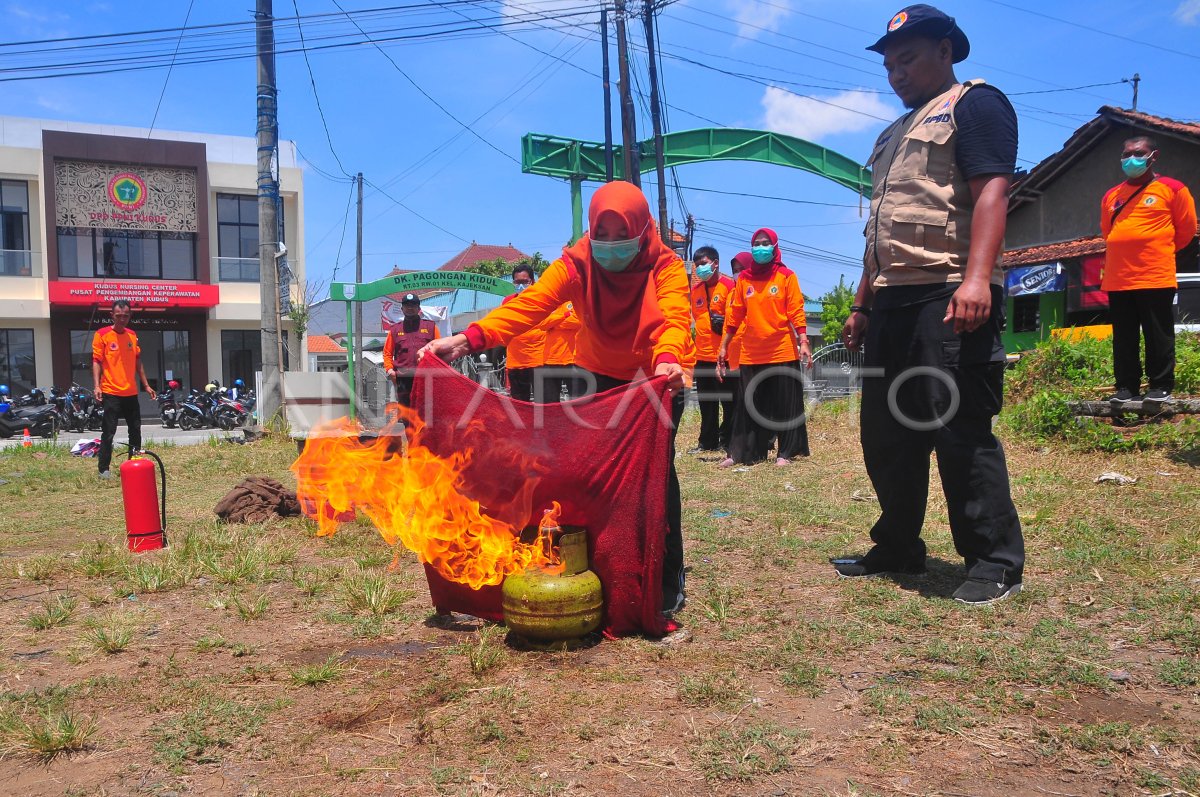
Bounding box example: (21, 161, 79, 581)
(809, 342, 866, 401)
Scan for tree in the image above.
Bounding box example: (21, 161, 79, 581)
(819, 275, 855, 346)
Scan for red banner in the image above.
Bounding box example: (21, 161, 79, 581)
(48, 280, 220, 308)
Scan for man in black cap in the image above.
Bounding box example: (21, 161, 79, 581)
(383, 293, 439, 408)
(838, 5, 1025, 605)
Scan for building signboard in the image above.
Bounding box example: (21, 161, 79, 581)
(48, 279, 219, 308)
(54, 160, 198, 233)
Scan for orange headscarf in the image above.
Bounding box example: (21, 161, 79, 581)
(561, 181, 681, 354)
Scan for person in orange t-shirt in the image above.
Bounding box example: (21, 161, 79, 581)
(688, 245, 737, 453)
(503, 263, 548, 402)
(92, 299, 156, 477)
(717, 229, 812, 467)
(1100, 135, 1198, 401)
(542, 300, 582, 400)
(420, 181, 693, 619)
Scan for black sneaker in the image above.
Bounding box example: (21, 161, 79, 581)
(952, 579, 1022, 605)
(831, 554, 926, 579)
(1144, 388, 1172, 401)
(1107, 389, 1138, 402)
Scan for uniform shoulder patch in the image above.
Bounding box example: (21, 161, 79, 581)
(1157, 176, 1185, 192)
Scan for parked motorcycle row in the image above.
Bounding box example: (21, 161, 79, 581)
(0, 379, 256, 439)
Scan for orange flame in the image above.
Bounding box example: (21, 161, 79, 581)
(290, 407, 555, 590)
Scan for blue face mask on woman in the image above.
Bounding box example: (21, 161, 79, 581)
(751, 245, 775, 264)
(1121, 155, 1151, 178)
(591, 223, 647, 272)
(695, 263, 715, 281)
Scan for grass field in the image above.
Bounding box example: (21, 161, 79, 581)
(0, 405, 1197, 796)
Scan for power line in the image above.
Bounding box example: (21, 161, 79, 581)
(331, 179, 358, 280)
(1009, 80, 1128, 96)
(291, 0, 354, 177)
(146, 0, 195, 137)
(364, 177, 470, 243)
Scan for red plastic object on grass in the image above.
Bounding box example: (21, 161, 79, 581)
(120, 456, 166, 552)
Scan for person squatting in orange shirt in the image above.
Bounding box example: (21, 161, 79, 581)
(688, 245, 737, 453)
(541, 300, 583, 401)
(717, 229, 812, 467)
(92, 299, 157, 478)
(501, 263, 549, 402)
(420, 181, 694, 619)
(1100, 135, 1198, 402)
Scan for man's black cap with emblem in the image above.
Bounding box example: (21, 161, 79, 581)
(401, 293, 420, 304)
(867, 4, 970, 63)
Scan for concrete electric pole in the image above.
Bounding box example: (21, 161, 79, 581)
(255, 0, 282, 424)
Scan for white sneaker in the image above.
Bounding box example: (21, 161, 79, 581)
(98, 471, 112, 480)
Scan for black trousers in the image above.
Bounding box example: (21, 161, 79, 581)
(727, 361, 810, 463)
(693, 361, 736, 450)
(507, 366, 538, 403)
(1108, 288, 1176, 393)
(588, 371, 686, 612)
(861, 285, 1024, 585)
(99, 393, 142, 473)
(394, 373, 415, 408)
(535, 365, 587, 403)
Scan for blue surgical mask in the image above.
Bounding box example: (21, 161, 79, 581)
(751, 245, 775, 264)
(591, 237, 642, 272)
(1121, 155, 1151, 178)
(695, 263, 715, 281)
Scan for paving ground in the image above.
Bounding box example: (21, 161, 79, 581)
(0, 422, 247, 452)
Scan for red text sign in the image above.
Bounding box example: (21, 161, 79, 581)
(49, 280, 220, 308)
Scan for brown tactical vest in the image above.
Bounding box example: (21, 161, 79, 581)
(864, 80, 1003, 288)
(391, 323, 437, 373)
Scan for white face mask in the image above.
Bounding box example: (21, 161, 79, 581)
(514, 283, 529, 292)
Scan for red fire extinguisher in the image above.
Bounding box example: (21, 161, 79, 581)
(120, 450, 167, 553)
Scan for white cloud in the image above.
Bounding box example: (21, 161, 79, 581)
(731, 0, 791, 41)
(1174, 0, 1200, 23)
(761, 86, 896, 142)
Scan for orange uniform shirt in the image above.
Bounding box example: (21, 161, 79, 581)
(470, 258, 693, 382)
(726, 268, 807, 366)
(92, 326, 141, 397)
(690, 274, 734, 363)
(501, 293, 547, 369)
(1100, 176, 1197, 292)
(542, 301, 581, 366)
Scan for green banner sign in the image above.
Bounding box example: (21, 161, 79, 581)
(330, 271, 515, 303)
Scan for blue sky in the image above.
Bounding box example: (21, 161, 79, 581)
(4, 0, 1199, 301)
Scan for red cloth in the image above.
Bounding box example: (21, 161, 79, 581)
(411, 356, 673, 637)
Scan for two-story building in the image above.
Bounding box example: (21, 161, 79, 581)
(0, 115, 305, 413)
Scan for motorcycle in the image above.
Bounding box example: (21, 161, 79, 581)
(213, 395, 248, 431)
(0, 398, 58, 439)
(58, 384, 95, 433)
(176, 388, 212, 431)
(158, 380, 181, 428)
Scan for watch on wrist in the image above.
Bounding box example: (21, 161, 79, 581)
(850, 304, 871, 316)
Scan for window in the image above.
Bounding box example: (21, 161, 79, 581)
(56, 227, 196, 280)
(217, 194, 260, 282)
(0, 328, 36, 396)
(221, 329, 261, 386)
(0, 180, 31, 276)
(1012, 295, 1041, 333)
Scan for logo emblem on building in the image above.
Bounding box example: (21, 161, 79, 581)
(107, 172, 147, 211)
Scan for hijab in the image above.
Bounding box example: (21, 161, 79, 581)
(750, 227, 785, 279)
(561, 181, 681, 352)
(730, 251, 755, 280)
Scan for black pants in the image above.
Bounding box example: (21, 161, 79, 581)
(535, 365, 587, 403)
(727, 361, 810, 463)
(507, 367, 538, 403)
(99, 393, 142, 473)
(394, 373, 415, 408)
(694, 361, 735, 450)
(588, 371, 686, 612)
(861, 285, 1024, 585)
(1108, 288, 1176, 393)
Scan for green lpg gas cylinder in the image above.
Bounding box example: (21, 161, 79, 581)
(502, 528, 602, 641)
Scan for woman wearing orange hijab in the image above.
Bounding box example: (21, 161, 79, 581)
(420, 181, 694, 615)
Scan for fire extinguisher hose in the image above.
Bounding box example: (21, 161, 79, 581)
(125, 446, 167, 540)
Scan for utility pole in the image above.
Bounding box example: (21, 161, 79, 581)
(614, 0, 640, 187)
(1126, 73, 1141, 111)
(255, 0, 282, 424)
(354, 172, 364, 412)
(685, 214, 695, 260)
(643, 0, 668, 240)
(600, 8, 614, 182)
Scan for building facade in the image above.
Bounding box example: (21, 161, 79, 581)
(0, 115, 305, 412)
